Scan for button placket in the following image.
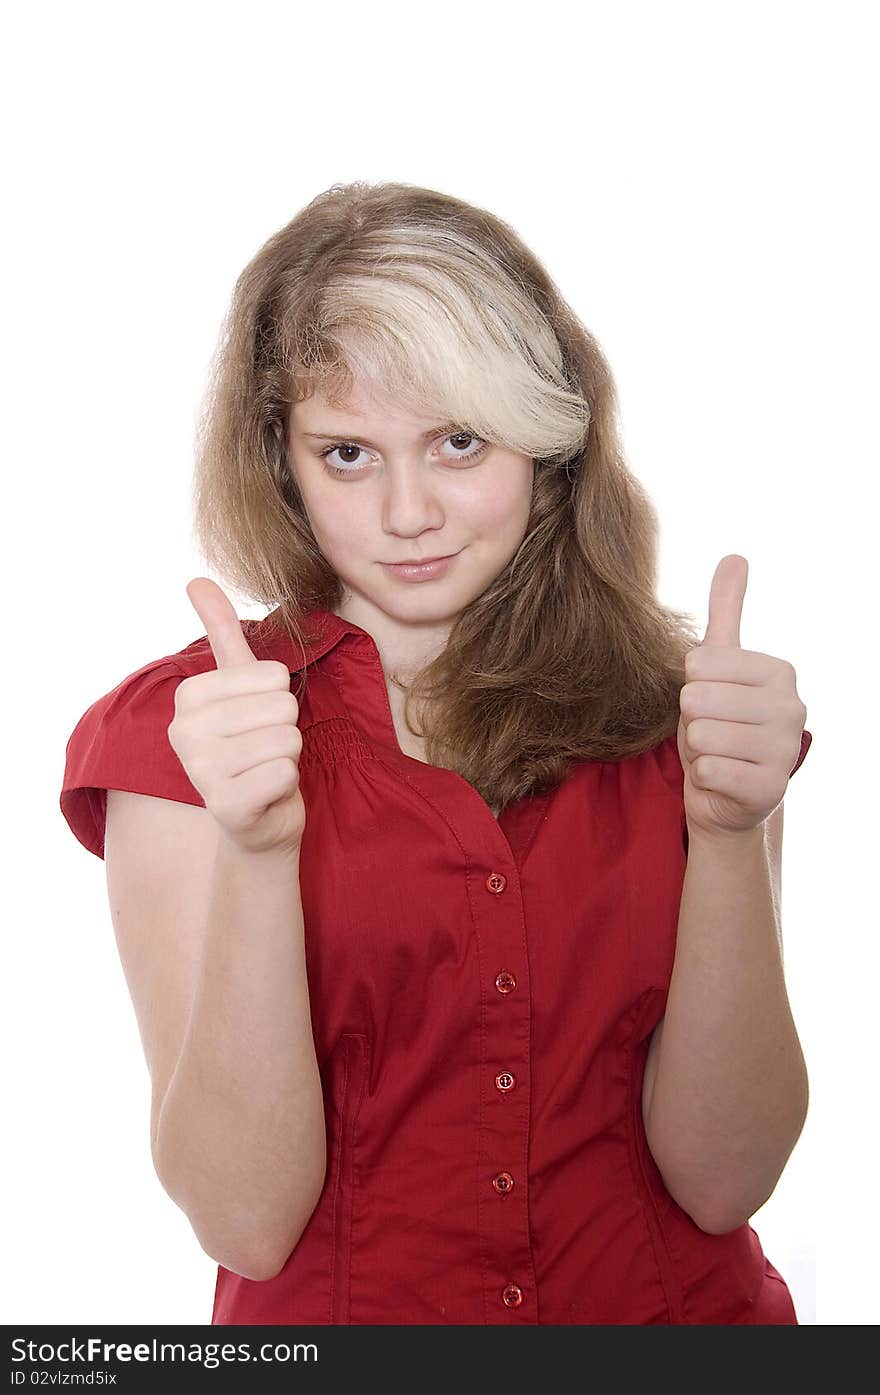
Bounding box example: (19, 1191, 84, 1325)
(481, 858, 534, 1319)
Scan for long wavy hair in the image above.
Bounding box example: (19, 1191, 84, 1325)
(192, 179, 701, 814)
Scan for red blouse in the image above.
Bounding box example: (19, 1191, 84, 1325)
(60, 607, 812, 1325)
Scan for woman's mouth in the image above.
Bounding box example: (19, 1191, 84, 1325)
(380, 552, 461, 582)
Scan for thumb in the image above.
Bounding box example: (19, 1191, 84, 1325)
(702, 553, 748, 648)
(186, 577, 259, 669)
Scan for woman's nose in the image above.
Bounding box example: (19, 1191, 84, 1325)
(381, 466, 445, 529)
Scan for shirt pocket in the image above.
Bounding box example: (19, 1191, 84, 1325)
(324, 1032, 370, 1324)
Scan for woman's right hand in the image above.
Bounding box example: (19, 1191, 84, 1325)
(168, 577, 306, 856)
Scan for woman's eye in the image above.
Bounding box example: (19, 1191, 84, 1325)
(442, 432, 490, 462)
(320, 442, 368, 471)
(319, 432, 490, 477)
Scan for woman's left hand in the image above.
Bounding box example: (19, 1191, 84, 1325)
(677, 554, 808, 839)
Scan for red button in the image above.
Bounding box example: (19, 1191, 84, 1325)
(486, 872, 507, 894)
(495, 1071, 515, 1092)
(495, 970, 516, 994)
(502, 1283, 523, 1308)
(493, 1171, 515, 1194)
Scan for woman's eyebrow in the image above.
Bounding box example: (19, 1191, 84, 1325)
(298, 422, 459, 447)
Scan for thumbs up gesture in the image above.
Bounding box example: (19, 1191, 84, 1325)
(676, 555, 808, 839)
(167, 578, 306, 856)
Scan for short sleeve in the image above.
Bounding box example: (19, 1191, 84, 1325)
(60, 656, 205, 860)
(788, 728, 812, 778)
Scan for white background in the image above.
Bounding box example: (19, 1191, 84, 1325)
(3, 0, 876, 1327)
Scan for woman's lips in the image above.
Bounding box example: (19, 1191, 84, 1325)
(381, 551, 460, 581)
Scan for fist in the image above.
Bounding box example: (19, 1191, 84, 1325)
(167, 578, 306, 855)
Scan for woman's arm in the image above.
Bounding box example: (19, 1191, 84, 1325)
(152, 833, 327, 1279)
(643, 802, 809, 1234)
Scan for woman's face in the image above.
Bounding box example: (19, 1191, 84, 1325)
(287, 381, 535, 664)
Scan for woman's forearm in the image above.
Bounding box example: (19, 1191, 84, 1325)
(644, 822, 809, 1233)
(153, 835, 326, 1280)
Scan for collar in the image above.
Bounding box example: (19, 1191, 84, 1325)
(252, 606, 375, 673)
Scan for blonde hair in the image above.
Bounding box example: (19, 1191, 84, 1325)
(192, 180, 700, 813)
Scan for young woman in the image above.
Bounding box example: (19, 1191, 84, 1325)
(60, 179, 812, 1325)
